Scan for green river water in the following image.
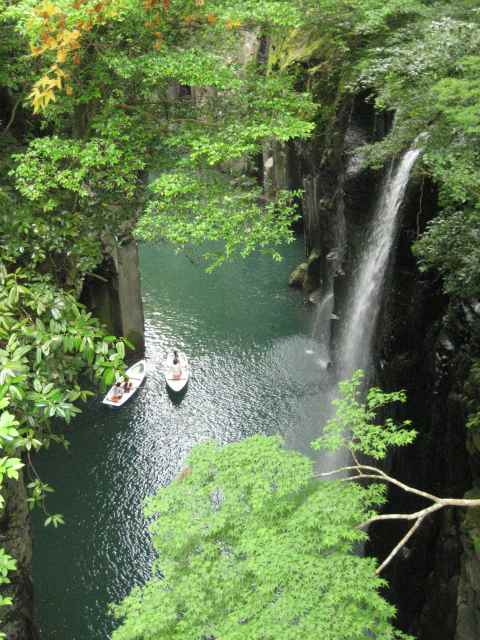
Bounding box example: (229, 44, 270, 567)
(32, 240, 332, 639)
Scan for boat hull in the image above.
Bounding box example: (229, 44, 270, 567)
(102, 360, 146, 407)
(165, 351, 189, 392)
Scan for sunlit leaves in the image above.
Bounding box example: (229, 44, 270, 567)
(112, 434, 406, 640)
(0, 547, 17, 610)
(139, 170, 301, 268)
(312, 370, 416, 460)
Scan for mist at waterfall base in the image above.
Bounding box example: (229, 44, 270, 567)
(32, 239, 332, 640)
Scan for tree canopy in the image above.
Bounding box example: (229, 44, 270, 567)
(111, 372, 480, 639)
(110, 373, 417, 640)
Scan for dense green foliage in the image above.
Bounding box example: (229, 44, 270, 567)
(4, 0, 318, 268)
(112, 372, 416, 640)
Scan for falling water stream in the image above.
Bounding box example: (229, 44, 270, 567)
(309, 144, 422, 470)
(339, 146, 423, 377)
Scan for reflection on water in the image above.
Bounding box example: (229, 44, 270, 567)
(32, 241, 334, 639)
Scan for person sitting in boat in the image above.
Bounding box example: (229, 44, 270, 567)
(171, 350, 183, 380)
(122, 376, 132, 392)
(111, 382, 124, 402)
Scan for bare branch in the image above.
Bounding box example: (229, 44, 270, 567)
(1, 96, 22, 137)
(316, 460, 480, 574)
(316, 464, 440, 503)
(375, 516, 426, 575)
(360, 501, 444, 528)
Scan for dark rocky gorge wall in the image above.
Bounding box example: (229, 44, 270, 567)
(0, 473, 37, 640)
(81, 240, 145, 358)
(283, 95, 480, 640)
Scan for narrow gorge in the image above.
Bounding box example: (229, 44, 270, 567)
(1, 2, 480, 639)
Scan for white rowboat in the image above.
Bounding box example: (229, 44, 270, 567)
(165, 351, 189, 393)
(102, 360, 146, 407)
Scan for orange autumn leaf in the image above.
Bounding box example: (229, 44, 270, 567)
(207, 13, 217, 23)
(46, 35, 58, 48)
(226, 18, 241, 29)
(73, 52, 81, 64)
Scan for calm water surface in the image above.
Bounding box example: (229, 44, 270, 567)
(32, 241, 331, 639)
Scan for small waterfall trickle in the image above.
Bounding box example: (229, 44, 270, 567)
(310, 291, 334, 369)
(339, 145, 423, 378)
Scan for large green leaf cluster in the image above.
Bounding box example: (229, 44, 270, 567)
(0, 258, 128, 498)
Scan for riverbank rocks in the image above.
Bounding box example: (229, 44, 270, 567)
(288, 262, 308, 288)
(288, 250, 322, 293)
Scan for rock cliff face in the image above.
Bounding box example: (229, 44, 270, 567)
(294, 94, 480, 640)
(0, 472, 37, 640)
(81, 240, 145, 357)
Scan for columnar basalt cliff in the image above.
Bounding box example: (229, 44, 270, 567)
(289, 93, 480, 640)
(81, 240, 145, 358)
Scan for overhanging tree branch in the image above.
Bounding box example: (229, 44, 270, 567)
(316, 460, 480, 574)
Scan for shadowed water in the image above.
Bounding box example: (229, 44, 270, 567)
(32, 241, 333, 639)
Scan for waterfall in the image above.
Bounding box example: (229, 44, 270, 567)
(306, 142, 422, 470)
(339, 145, 423, 378)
